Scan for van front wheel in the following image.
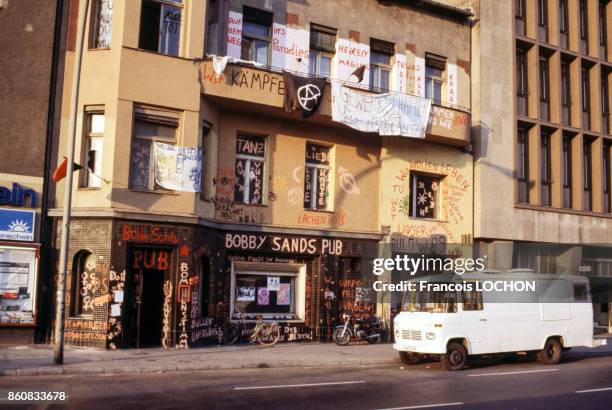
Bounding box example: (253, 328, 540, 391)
(536, 338, 562, 365)
(441, 342, 467, 371)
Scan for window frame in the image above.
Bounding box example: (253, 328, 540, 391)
(580, 0, 589, 42)
(303, 142, 333, 211)
(539, 56, 550, 103)
(234, 134, 267, 205)
(81, 108, 105, 189)
(516, 49, 529, 97)
(309, 24, 336, 78)
(241, 7, 272, 66)
(409, 172, 441, 220)
(583, 138, 593, 210)
(582, 67, 591, 114)
(89, 0, 113, 49)
(517, 128, 529, 183)
(369, 41, 393, 92)
(559, 0, 569, 35)
(128, 108, 180, 192)
(539, 0, 548, 28)
(138, 0, 184, 56)
(540, 131, 552, 206)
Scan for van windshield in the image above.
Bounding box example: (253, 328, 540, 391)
(402, 286, 458, 313)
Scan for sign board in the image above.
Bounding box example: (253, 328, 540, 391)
(0, 209, 36, 242)
(0, 245, 38, 325)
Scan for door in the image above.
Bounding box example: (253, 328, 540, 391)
(137, 268, 165, 347)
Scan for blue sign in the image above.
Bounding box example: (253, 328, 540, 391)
(0, 209, 36, 242)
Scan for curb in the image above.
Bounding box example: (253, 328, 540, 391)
(0, 359, 397, 377)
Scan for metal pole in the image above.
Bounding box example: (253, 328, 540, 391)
(53, 0, 91, 365)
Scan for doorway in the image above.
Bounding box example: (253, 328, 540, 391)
(126, 248, 172, 348)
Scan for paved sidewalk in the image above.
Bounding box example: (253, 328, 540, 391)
(1, 336, 610, 377)
(0, 342, 397, 377)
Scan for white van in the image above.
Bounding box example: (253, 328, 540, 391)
(393, 271, 607, 370)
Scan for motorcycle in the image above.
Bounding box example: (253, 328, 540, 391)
(332, 311, 386, 345)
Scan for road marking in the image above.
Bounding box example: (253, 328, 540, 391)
(575, 387, 612, 394)
(374, 403, 463, 410)
(468, 368, 559, 377)
(234, 380, 366, 390)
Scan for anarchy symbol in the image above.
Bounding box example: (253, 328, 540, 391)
(297, 84, 321, 111)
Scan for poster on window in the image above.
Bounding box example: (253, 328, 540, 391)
(414, 56, 425, 97)
(446, 63, 458, 105)
(331, 81, 432, 138)
(227, 10, 243, 59)
(355, 287, 371, 302)
(277, 284, 291, 305)
(334, 38, 370, 86)
(272, 24, 310, 73)
(0, 246, 38, 325)
(267, 276, 280, 291)
(248, 160, 264, 204)
(153, 142, 202, 192)
(237, 285, 256, 302)
(257, 287, 269, 305)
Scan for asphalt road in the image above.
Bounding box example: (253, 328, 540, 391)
(0, 349, 611, 409)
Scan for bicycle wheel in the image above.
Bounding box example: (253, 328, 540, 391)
(224, 323, 241, 345)
(257, 323, 281, 346)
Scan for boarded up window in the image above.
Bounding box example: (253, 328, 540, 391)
(234, 135, 266, 204)
(304, 143, 331, 210)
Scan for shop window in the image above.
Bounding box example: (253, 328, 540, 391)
(370, 39, 394, 91)
(234, 134, 266, 205)
(231, 262, 305, 320)
(410, 173, 440, 219)
(81, 108, 105, 188)
(540, 131, 552, 206)
(241, 6, 272, 66)
(562, 135, 573, 208)
(309, 24, 336, 78)
(425, 53, 445, 104)
(89, 0, 113, 48)
(71, 251, 96, 317)
(517, 127, 529, 204)
(199, 256, 211, 317)
(462, 289, 483, 311)
(129, 108, 179, 191)
(304, 143, 332, 211)
(138, 0, 182, 56)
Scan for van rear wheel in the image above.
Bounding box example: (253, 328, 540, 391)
(441, 342, 467, 371)
(399, 351, 421, 365)
(536, 338, 562, 365)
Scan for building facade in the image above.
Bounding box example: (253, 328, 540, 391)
(467, 0, 612, 331)
(46, 0, 472, 349)
(0, 0, 67, 344)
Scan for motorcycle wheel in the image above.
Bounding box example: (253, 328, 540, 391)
(332, 327, 351, 346)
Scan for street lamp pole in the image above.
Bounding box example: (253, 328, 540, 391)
(53, 0, 91, 365)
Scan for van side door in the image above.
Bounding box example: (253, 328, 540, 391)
(460, 287, 486, 353)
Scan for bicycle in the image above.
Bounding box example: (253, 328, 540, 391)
(225, 313, 281, 346)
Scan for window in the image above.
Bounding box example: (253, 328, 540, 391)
(518, 128, 529, 203)
(602, 72, 610, 133)
(584, 139, 593, 210)
(309, 24, 336, 78)
(129, 108, 179, 191)
(563, 136, 573, 208)
(600, 2, 608, 58)
(560, 0, 569, 41)
(71, 251, 96, 317)
(462, 289, 483, 311)
(516, 0, 526, 35)
(303, 143, 332, 210)
(580, 0, 589, 53)
(573, 283, 589, 301)
(89, 0, 113, 48)
(369, 39, 394, 91)
(604, 143, 611, 213)
(539, 56, 550, 120)
(516, 49, 528, 115)
(234, 135, 265, 205)
(561, 60, 571, 125)
(82, 109, 104, 188)
(138, 0, 182, 56)
(541, 131, 552, 206)
(425, 53, 445, 104)
(231, 262, 305, 320)
(410, 173, 440, 219)
(582, 67, 591, 128)
(241, 6, 272, 66)
(539, 0, 548, 40)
